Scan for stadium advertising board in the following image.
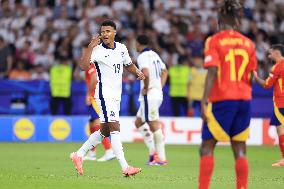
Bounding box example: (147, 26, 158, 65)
(0, 116, 278, 145)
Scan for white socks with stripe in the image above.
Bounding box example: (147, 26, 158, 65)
(110, 131, 129, 170)
(138, 124, 156, 155)
(153, 129, 166, 161)
(77, 130, 103, 157)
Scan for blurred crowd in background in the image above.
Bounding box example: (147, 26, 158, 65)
(0, 0, 283, 116)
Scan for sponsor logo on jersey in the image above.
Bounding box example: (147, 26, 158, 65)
(110, 111, 115, 117)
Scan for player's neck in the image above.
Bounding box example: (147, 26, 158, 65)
(102, 41, 115, 49)
(108, 42, 114, 49)
(219, 24, 237, 31)
(141, 47, 151, 53)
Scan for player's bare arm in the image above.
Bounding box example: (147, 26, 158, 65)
(254, 70, 277, 89)
(79, 35, 101, 70)
(253, 71, 266, 87)
(160, 69, 168, 87)
(124, 64, 145, 80)
(201, 67, 217, 121)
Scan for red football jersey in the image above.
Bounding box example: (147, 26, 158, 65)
(264, 59, 284, 108)
(85, 64, 97, 96)
(204, 30, 257, 102)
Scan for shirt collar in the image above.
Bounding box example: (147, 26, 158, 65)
(102, 42, 116, 50)
(141, 47, 151, 53)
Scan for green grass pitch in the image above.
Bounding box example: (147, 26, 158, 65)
(0, 143, 283, 189)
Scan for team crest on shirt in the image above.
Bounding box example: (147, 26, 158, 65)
(110, 111, 115, 117)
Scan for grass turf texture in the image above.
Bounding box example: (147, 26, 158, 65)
(0, 143, 283, 189)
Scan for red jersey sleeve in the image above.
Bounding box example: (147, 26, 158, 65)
(203, 36, 220, 68)
(264, 64, 279, 89)
(87, 64, 96, 76)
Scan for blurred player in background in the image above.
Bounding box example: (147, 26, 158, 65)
(254, 44, 284, 167)
(199, 0, 257, 189)
(134, 34, 168, 166)
(83, 44, 115, 162)
(70, 20, 144, 177)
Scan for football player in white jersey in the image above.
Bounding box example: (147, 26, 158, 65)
(70, 20, 145, 177)
(134, 35, 168, 166)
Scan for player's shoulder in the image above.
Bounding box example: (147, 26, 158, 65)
(280, 60, 284, 66)
(205, 32, 221, 42)
(235, 32, 255, 48)
(141, 49, 160, 58)
(138, 49, 151, 58)
(274, 60, 284, 71)
(139, 49, 160, 62)
(115, 41, 127, 50)
(204, 33, 219, 51)
(137, 52, 147, 64)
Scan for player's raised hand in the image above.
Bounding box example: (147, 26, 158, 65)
(136, 69, 145, 80)
(88, 35, 101, 49)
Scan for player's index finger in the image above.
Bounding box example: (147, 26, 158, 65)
(92, 34, 100, 40)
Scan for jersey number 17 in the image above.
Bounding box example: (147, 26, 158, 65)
(225, 48, 249, 81)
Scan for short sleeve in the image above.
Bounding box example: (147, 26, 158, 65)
(271, 65, 279, 76)
(137, 54, 149, 69)
(203, 36, 220, 68)
(122, 45, 132, 66)
(264, 64, 279, 88)
(87, 64, 96, 76)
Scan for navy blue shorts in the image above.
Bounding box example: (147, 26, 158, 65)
(88, 99, 100, 122)
(270, 104, 284, 126)
(202, 100, 251, 142)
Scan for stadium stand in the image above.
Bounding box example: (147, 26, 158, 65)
(0, 0, 282, 116)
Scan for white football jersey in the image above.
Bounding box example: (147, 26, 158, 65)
(137, 48, 166, 101)
(90, 42, 132, 100)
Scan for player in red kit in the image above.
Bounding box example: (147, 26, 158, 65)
(254, 44, 284, 167)
(199, 0, 257, 189)
(83, 47, 115, 162)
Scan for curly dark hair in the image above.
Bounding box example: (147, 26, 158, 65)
(100, 19, 116, 30)
(218, 0, 243, 28)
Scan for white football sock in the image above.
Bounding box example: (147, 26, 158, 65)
(87, 150, 96, 157)
(110, 131, 129, 170)
(105, 149, 114, 154)
(138, 124, 156, 155)
(153, 129, 166, 161)
(77, 130, 103, 157)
